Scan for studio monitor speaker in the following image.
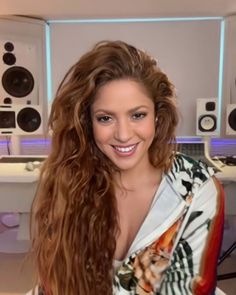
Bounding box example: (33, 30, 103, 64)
(196, 98, 218, 136)
(0, 104, 43, 135)
(0, 16, 48, 135)
(226, 104, 236, 135)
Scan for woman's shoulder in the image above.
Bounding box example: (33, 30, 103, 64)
(171, 152, 215, 177)
(166, 152, 215, 200)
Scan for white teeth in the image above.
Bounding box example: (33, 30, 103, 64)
(114, 145, 136, 153)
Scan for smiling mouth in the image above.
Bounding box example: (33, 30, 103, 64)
(112, 144, 137, 154)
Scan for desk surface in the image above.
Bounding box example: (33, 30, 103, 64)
(216, 165, 236, 183)
(0, 163, 39, 182)
(0, 155, 45, 183)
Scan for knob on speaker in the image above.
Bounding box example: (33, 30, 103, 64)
(196, 98, 218, 136)
(226, 104, 236, 135)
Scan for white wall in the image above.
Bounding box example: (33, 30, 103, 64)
(49, 19, 222, 136)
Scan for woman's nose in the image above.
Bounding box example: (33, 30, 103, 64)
(114, 119, 132, 142)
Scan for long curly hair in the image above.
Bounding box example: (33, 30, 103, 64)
(30, 40, 179, 295)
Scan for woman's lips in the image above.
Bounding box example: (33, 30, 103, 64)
(112, 144, 138, 156)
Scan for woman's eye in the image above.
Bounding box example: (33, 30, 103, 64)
(132, 112, 147, 120)
(96, 115, 112, 123)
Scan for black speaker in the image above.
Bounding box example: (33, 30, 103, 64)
(0, 16, 48, 135)
(0, 104, 43, 135)
(226, 104, 236, 135)
(196, 98, 218, 136)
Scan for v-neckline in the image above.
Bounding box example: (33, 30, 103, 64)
(114, 175, 166, 263)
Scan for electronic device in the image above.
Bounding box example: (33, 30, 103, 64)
(0, 104, 43, 135)
(196, 98, 218, 136)
(178, 140, 223, 172)
(0, 16, 48, 135)
(226, 104, 236, 135)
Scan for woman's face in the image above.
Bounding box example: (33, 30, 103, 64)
(91, 79, 156, 172)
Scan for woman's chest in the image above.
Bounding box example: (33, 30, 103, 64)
(115, 186, 157, 261)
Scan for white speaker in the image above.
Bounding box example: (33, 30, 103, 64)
(196, 98, 218, 136)
(0, 16, 48, 134)
(226, 104, 236, 135)
(0, 104, 43, 135)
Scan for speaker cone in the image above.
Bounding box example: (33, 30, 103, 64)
(2, 66, 34, 97)
(228, 108, 236, 131)
(17, 107, 41, 132)
(198, 115, 217, 132)
(3, 52, 16, 66)
(0, 111, 16, 128)
(4, 42, 14, 52)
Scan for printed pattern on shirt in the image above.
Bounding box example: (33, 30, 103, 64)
(113, 153, 217, 295)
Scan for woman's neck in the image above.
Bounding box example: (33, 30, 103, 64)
(114, 163, 162, 192)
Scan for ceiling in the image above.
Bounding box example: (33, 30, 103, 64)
(0, 0, 236, 21)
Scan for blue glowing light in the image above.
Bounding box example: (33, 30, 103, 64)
(177, 137, 203, 143)
(45, 23, 53, 103)
(48, 17, 223, 24)
(1, 138, 236, 149)
(21, 139, 51, 145)
(217, 20, 225, 134)
(177, 137, 236, 145)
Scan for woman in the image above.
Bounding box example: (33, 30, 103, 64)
(30, 40, 224, 295)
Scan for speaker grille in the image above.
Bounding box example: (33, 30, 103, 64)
(2, 66, 34, 98)
(228, 108, 236, 131)
(17, 107, 41, 132)
(0, 110, 16, 128)
(198, 114, 217, 132)
(2, 52, 16, 65)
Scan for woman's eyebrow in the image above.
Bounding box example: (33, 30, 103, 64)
(93, 105, 149, 115)
(128, 105, 149, 113)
